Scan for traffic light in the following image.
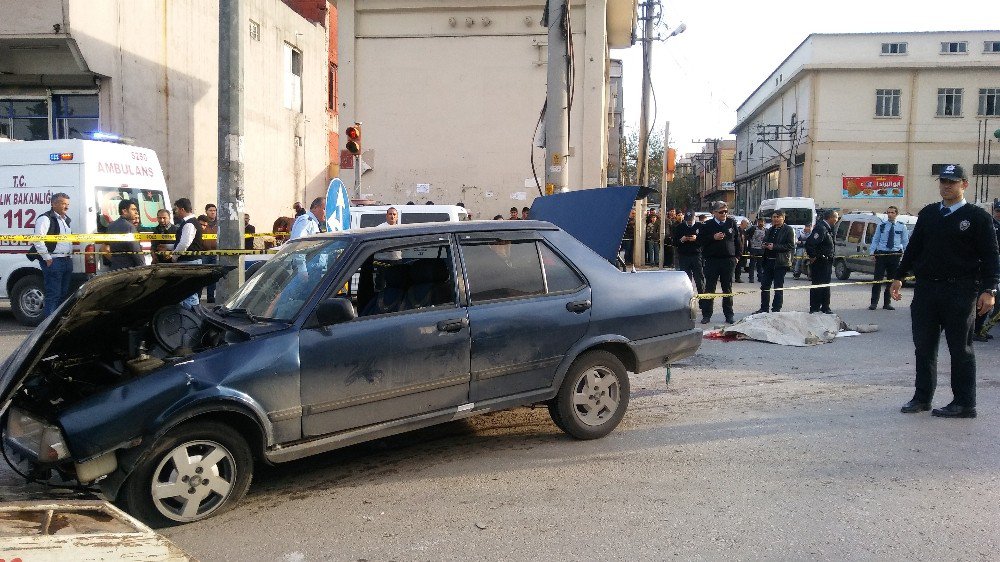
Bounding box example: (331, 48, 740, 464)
(345, 124, 362, 156)
(665, 148, 676, 182)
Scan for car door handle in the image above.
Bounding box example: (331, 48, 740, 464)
(566, 299, 592, 313)
(437, 318, 468, 333)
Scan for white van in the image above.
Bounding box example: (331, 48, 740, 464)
(833, 211, 916, 280)
(757, 197, 816, 236)
(0, 139, 171, 325)
(351, 204, 467, 229)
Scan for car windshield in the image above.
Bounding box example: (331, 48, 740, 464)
(781, 208, 813, 226)
(223, 237, 351, 321)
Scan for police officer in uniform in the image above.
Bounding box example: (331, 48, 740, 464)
(891, 165, 999, 418)
(672, 210, 704, 294)
(805, 209, 839, 314)
(868, 205, 909, 310)
(698, 201, 742, 324)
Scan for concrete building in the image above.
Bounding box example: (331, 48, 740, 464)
(732, 31, 1000, 217)
(335, 0, 637, 218)
(0, 0, 334, 225)
(692, 139, 735, 208)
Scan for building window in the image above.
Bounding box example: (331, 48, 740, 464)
(737, 150, 743, 161)
(875, 89, 901, 117)
(940, 41, 968, 54)
(881, 42, 907, 55)
(931, 164, 950, 176)
(979, 88, 1000, 116)
(984, 41, 1000, 53)
(249, 20, 261, 42)
(283, 43, 302, 112)
(52, 94, 99, 139)
(328, 63, 338, 111)
(872, 164, 898, 175)
(936, 88, 963, 116)
(0, 99, 49, 141)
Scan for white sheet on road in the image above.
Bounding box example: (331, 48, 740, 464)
(722, 311, 843, 346)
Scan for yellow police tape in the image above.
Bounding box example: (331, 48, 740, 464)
(695, 275, 915, 300)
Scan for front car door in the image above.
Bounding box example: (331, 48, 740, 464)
(458, 232, 591, 402)
(298, 235, 471, 437)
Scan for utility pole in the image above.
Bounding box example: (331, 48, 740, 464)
(543, 0, 570, 195)
(657, 120, 669, 268)
(633, 0, 656, 268)
(217, 0, 245, 301)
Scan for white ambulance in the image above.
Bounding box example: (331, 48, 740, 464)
(0, 139, 171, 325)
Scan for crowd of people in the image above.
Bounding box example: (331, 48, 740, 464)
(623, 164, 999, 418)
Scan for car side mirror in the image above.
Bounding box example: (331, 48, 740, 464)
(315, 297, 357, 326)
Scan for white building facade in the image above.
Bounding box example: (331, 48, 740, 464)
(0, 0, 331, 225)
(732, 31, 1000, 217)
(335, 0, 636, 218)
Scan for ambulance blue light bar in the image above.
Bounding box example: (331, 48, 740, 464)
(49, 153, 74, 161)
(90, 131, 135, 145)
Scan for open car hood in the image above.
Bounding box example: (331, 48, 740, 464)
(0, 265, 231, 407)
(529, 186, 644, 263)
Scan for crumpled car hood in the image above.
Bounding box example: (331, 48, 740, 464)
(0, 265, 231, 407)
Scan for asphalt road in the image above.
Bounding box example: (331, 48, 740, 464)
(1, 274, 998, 561)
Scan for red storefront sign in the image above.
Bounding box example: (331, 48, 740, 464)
(842, 175, 904, 198)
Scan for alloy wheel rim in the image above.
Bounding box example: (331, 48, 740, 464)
(150, 440, 237, 522)
(571, 366, 621, 426)
(20, 287, 43, 317)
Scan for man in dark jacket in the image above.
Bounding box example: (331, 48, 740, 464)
(698, 201, 743, 324)
(806, 209, 839, 314)
(673, 210, 704, 294)
(891, 165, 999, 418)
(754, 210, 796, 313)
(973, 201, 1000, 341)
(106, 199, 144, 270)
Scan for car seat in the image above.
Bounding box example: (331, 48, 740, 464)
(403, 259, 451, 310)
(360, 264, 408, 316)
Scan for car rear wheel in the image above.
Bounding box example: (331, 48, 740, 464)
(549, 351, 630, 440)
(834, 259, 851, 280)
(120, 422, 253, 527)
(10, 276, 45, 326)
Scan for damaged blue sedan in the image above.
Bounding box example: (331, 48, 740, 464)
(1, 189, 702, 526)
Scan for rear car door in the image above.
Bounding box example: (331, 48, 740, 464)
(458, 232, 591, 402)
(298, 235, 471, 437)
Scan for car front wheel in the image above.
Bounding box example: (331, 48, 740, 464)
(549, 351, 630, 440)
(120, 422, 253, 527)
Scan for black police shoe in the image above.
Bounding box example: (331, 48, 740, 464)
(900, 399, 931, 413)
(882, 304, 895, 310)
(931, 402, 977, 418)
(868, 304, 877, 310)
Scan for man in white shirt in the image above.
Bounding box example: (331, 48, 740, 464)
(290, 197, 326, 240)
(33, 192, 73, 318)
(169, 198, 205, 309)
(377, 207, 399, 228)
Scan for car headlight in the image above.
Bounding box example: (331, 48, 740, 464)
(5, 407, 70, 462)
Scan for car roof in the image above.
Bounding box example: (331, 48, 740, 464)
(297, 219, 559, 243)
(840, 212, 917, 223)
(351, 204, 466, 214)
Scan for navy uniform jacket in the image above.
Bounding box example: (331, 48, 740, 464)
(805, 220, 835, 259)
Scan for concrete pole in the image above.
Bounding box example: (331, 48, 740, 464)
(216, 0, 245, 302)
(658, 120, 669, 268)
(633, 0, 654, 268)
(544, 0, 570, 195)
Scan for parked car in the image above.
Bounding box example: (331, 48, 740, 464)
(1, 216, 702, 526)
(833, 211, 916, 280)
